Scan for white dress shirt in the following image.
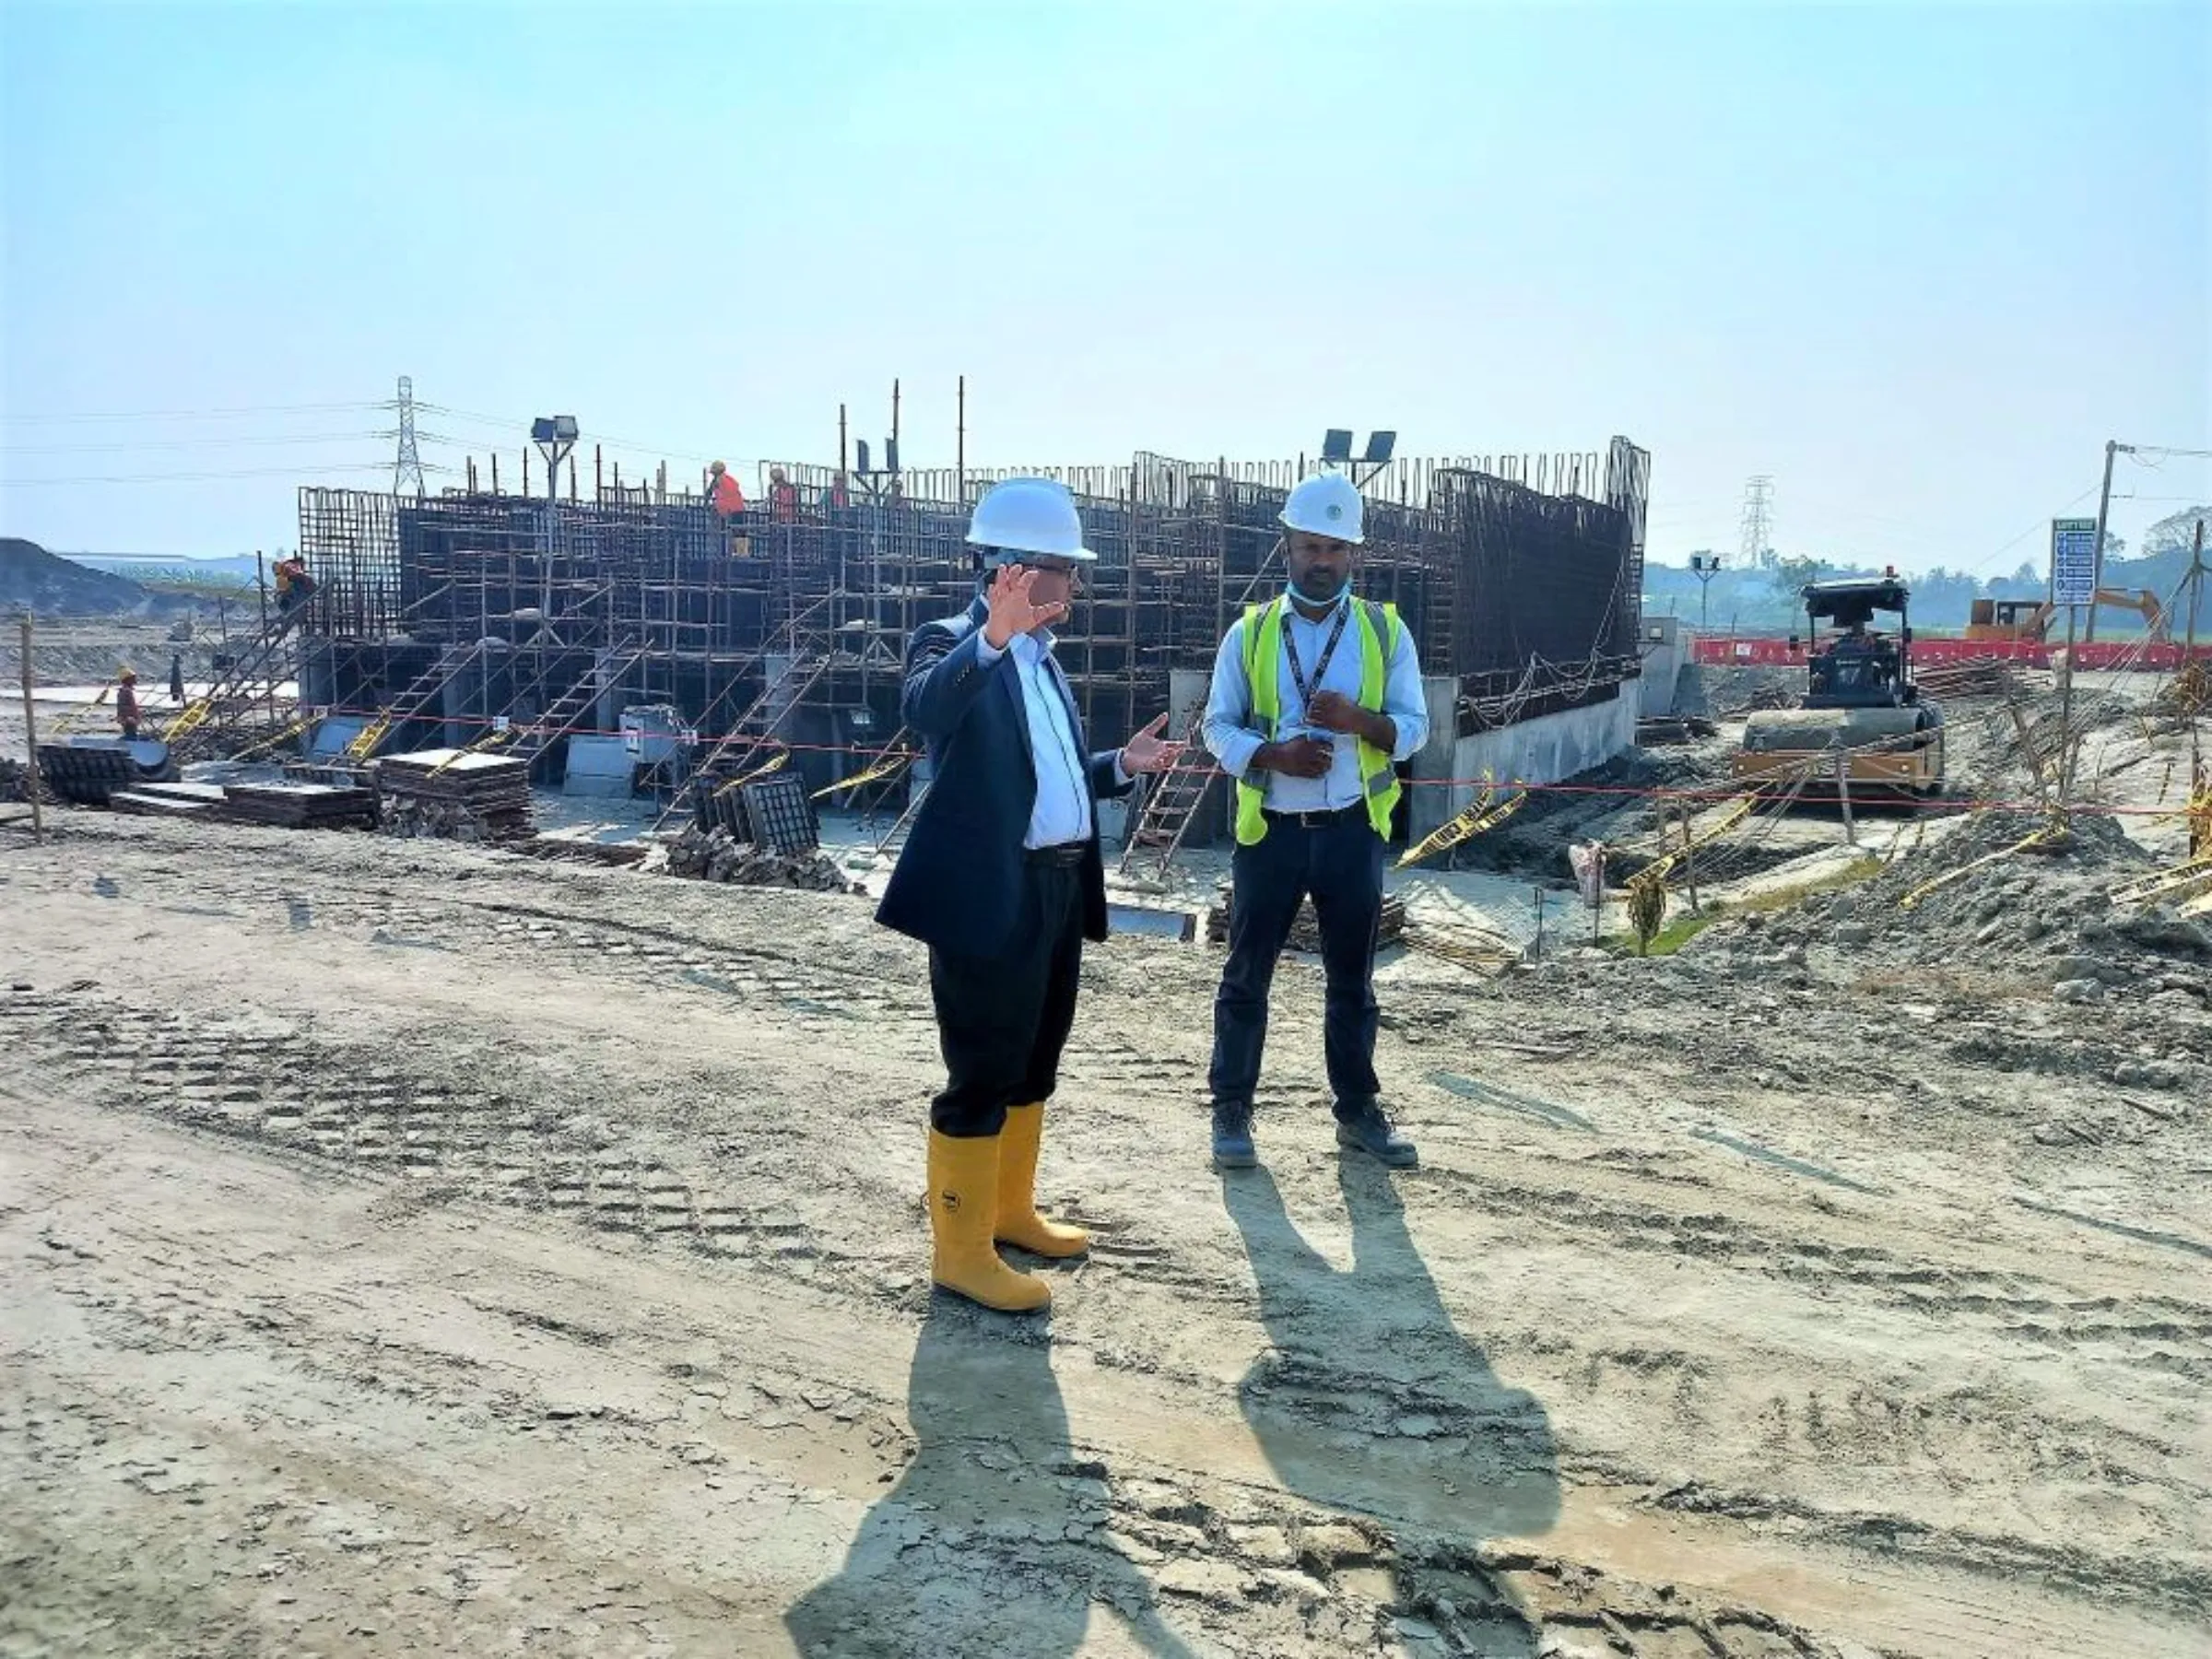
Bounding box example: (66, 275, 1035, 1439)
(973, 626, 1124, 848)
(1201, 593, 1429, 814)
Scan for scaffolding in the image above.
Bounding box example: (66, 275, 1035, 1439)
(293, 441, 1649, 799)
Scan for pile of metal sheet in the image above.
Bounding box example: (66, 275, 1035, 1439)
(1205, 883, 1407, 954)
(376, 748, 535, 841)
(223, 782, 378, 830)
(110, 782, 230, 820)
(36, 738, 178, 806)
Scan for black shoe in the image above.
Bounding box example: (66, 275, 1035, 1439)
(1211, 1102, 1257, 1170)
(1336, 1103, 1418, 1168)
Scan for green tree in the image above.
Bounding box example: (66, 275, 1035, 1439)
(2145, 507, 2212, 559)
(1770, 555, 1821, 601)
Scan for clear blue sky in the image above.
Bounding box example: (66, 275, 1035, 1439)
(4, 1, 2206, 578)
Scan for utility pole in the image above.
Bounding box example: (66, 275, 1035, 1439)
(18, 615, 43, 841)
(2060, 441, 2122, 800)
(2185, 518, 2206, 665)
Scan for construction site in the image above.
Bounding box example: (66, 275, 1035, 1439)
(250, 440, 1649, 853)
(6, 441, 2212, 1659)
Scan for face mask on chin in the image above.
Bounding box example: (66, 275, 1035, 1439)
(1286, 580, 1345, 609)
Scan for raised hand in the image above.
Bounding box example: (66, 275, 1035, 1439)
(1118, 712, 1184, 775)
(982, 565, 1068, 649)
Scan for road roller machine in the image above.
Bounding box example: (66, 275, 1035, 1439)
(1732, 575, 1946, 798)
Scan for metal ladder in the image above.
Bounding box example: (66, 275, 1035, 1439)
(653, 650, 837, 834)
(1118, 702, 1217, 879)
(505, 637, 647, 771)
(165, 609, 303, 752)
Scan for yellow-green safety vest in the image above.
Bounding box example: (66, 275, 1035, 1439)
(1235, 595, 1404, 846)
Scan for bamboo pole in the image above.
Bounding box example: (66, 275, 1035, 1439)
(18, 614, 43, 841)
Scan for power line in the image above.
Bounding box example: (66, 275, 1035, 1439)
(0, 400, 389, 424)
(1, 461, 449, 487)
(417, 403, 727, 467)
(0, 429, 394, 455)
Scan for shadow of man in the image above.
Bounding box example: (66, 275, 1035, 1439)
(787, 1302, 1198, 1659)
(1223, 1159, 1559, 1655)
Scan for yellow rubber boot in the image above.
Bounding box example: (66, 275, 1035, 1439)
(927, 1131, 1051, 1312)
(994, 1103, 1091, 1259)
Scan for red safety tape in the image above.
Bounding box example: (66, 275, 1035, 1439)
(288, 700, 2188, 819)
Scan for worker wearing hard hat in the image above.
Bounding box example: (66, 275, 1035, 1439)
(877, 477, 1182, 1312)
(1200, 471, 1430, 1171)
(115, 668, 140, 740)
(707, 461, 746, 518)
(769, 465, 799, 524)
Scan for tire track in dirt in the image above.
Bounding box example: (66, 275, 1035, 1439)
(5, 1077, 1872, 1659)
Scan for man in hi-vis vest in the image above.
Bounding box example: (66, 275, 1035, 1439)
(1200, 472, 1429, 1171)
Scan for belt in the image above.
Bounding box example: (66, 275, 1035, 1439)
(1023, 841, 1088, 868)
(1261, 803, 1368, 829)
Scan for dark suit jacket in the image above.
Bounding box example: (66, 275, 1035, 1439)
(876, 597, 1132, 959)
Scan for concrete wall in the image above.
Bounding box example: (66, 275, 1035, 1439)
(1407, 690, 1639, 837)
(1163, 666, 1641, 843)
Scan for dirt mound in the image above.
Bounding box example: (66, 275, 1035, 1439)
(0, 537, 190, 618)
(1855, 808, 2149, 924)
(1723, 809, 2212, 1006)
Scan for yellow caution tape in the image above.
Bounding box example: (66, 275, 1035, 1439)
(54, 682, 117, 735)
(2110, 848, 2212, 907)
(810, 751, 910, 801)
(427, 725, 517, 775)
(712, 752, 788, 796)
(1633, 792, 1759, 888)
(1396, 786, 1524, 870)
(227, 714, 316, 762)
(1898, 819, 2065, 912)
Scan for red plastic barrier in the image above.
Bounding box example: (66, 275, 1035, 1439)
(1689, 636, 2212, 672)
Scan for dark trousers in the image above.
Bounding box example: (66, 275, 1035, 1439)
(927, 859, 1084, 1137)
(1208, 808, 1386, 1119)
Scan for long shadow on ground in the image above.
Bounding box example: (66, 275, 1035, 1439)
(785, 1302, 1196, 1658)
(1223, 1159, 1559, 1654)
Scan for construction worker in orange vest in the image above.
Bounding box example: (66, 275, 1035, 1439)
(707, 461, 746, 518)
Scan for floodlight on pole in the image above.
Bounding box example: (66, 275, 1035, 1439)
(529, 416, 579, 647)
(1689, 552, 1724, 634)
(1317, 428, 1397, 488)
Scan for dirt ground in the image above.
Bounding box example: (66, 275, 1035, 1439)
(5, 663, 2211, 1658)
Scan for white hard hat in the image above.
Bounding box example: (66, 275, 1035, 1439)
(1280, 471, 1366, 545)
(966, 476, 1095, 564)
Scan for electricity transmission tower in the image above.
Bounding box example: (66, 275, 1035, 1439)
(1738, 475, 1774, 570)
(392, 375, 427, 498)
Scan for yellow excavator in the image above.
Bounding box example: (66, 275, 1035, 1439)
(1964, 589, 2169, 643)
(1733, 576, 1946, 797)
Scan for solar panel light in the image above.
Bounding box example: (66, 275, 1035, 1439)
(1321, 429, 1355, 465)
(531, 416, 580, 445)
(1359, 431, 1396, 465)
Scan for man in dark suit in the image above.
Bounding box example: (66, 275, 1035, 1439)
(877, 477, 1180, 1313)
